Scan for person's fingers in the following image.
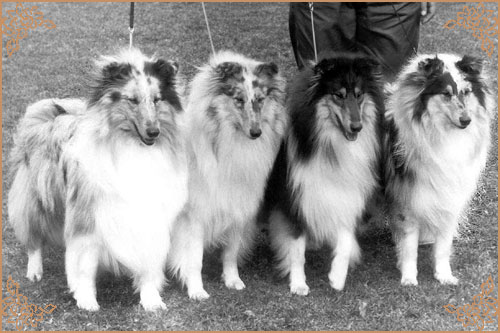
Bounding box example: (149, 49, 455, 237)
(421, 2, 436, 24)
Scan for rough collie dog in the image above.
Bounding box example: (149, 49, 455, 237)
(167, 51, 286, 299)
(8, 49, 188, 311)
(385, 54, 493, 286)
(267, 53, 384, 295)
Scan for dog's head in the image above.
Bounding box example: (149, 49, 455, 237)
(90, 49, 182, 146)
(211, 58, 282, 140)
(413, 54, 487, 129)
(309, 54, 383, 141)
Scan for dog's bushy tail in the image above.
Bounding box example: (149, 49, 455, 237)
(8, 99, 85, 248)
(9, 98, 85, 177)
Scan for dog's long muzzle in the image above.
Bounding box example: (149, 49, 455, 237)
(343, 96, 362, 141)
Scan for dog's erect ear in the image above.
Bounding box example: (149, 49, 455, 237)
(417, 56, 444, 78)
(357, 57, 381, 73)
(102, 62, 132, 82)
(255, 62, 279, 78)
(149, 59, 178, 79)
(314, 58, 335, 76)
(215, 62, 243, 81)
(456, 55, 483, 75)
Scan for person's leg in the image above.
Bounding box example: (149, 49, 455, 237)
(289, 2, 356, 69)
(355, 2, 421, 81)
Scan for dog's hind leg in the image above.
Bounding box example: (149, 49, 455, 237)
(433, 224, 458, 285)
(26, 247, 43, 282)
(269, 210, 309, 296)
(65, 235, 100, 311)
(328, 227, 360, 291)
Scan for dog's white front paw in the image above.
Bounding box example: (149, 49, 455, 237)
(401, 276, 418, 286)
(329, 278, 346, 291)
(188, 288, 210, 300)
(435, 272, 458, 285)
(290, 283, 310, 296)
(140, 297, 167, 311)
(75, 294, 100, 311)
(223, 276, 246, 290)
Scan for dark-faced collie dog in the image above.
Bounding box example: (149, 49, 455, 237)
(266, 53, 384, 295)
(385, 54, 493, 286)
(167, 51, 287, 299)
(8, 49, 188, 311)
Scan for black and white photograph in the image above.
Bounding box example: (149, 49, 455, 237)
(1, 1, 498, 330)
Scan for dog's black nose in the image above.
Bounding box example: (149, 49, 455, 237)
(459, 115, 471, 127)
(146, 127, 160, 138)
(250, 128, 262, 139)
(350, 122, 363, 133)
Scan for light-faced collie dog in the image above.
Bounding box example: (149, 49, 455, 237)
(266, 53, 384, 295)
(8, 49, 188, 311)
(167, 51, 287, 299)
(385, 54, 493, 286)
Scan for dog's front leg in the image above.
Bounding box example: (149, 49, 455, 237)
(328, 227, 360, 291)
(433, 224, 458, 285)
(396, 223, 420, 286)
(221, 224, 247, 290)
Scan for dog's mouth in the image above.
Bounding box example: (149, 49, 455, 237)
(335, 114, 358, 141)
(132, 123, 156, 146)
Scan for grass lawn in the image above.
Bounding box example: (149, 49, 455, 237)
(1, 2, 498, 331)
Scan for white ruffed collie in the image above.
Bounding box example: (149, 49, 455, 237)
(167, 51, 287, 299)
(266, 53, 385, 295)
(384, 54, 494, 286)
(8, 49, 188, 311)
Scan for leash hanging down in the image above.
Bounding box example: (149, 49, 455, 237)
(201, 2, 217, 57)
(309, 2, 318, 63)
(129, 2, 135, 49)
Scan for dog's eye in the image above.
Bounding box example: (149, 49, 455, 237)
(234, 97, 245, 104)
(128, 97, 139, 104)
(355, 91, 363, 99)
(442, 91, 452, 100)
(463, 88, 471, 95)
(333, 93, 344, 99)
(256, 96, 265, 103)
(153, 97, 161, 104)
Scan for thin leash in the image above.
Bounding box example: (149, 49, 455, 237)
(202, 2, 216, 57)
(129, 2, 135, 49)
(309, 2, 318, 63)
(391, 3, 418, 57)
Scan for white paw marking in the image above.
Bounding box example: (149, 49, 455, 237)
(75, 295, 100, 312)
(435, 273, 458, 285)
(188, 288, 210, 300)
(290, 283, 309, 296)
(224, 277, 246, 290)
(401, 277, 419, 286)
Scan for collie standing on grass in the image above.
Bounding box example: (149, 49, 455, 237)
(267, 54, 384, 295)
(8, 49, 188, 311)
(385, 54, 493, 286)
(168, 51, 287, 299)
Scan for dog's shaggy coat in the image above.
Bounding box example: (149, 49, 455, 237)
(167, 51, 287, 299)
(266, 53, 384, 295)
(385, 54, 494, 286)
(8, 49, 188, 311)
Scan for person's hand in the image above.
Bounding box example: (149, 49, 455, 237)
(421, 2, 436, 24)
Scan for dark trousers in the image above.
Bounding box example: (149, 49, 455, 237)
(289, 2, 421, 81)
